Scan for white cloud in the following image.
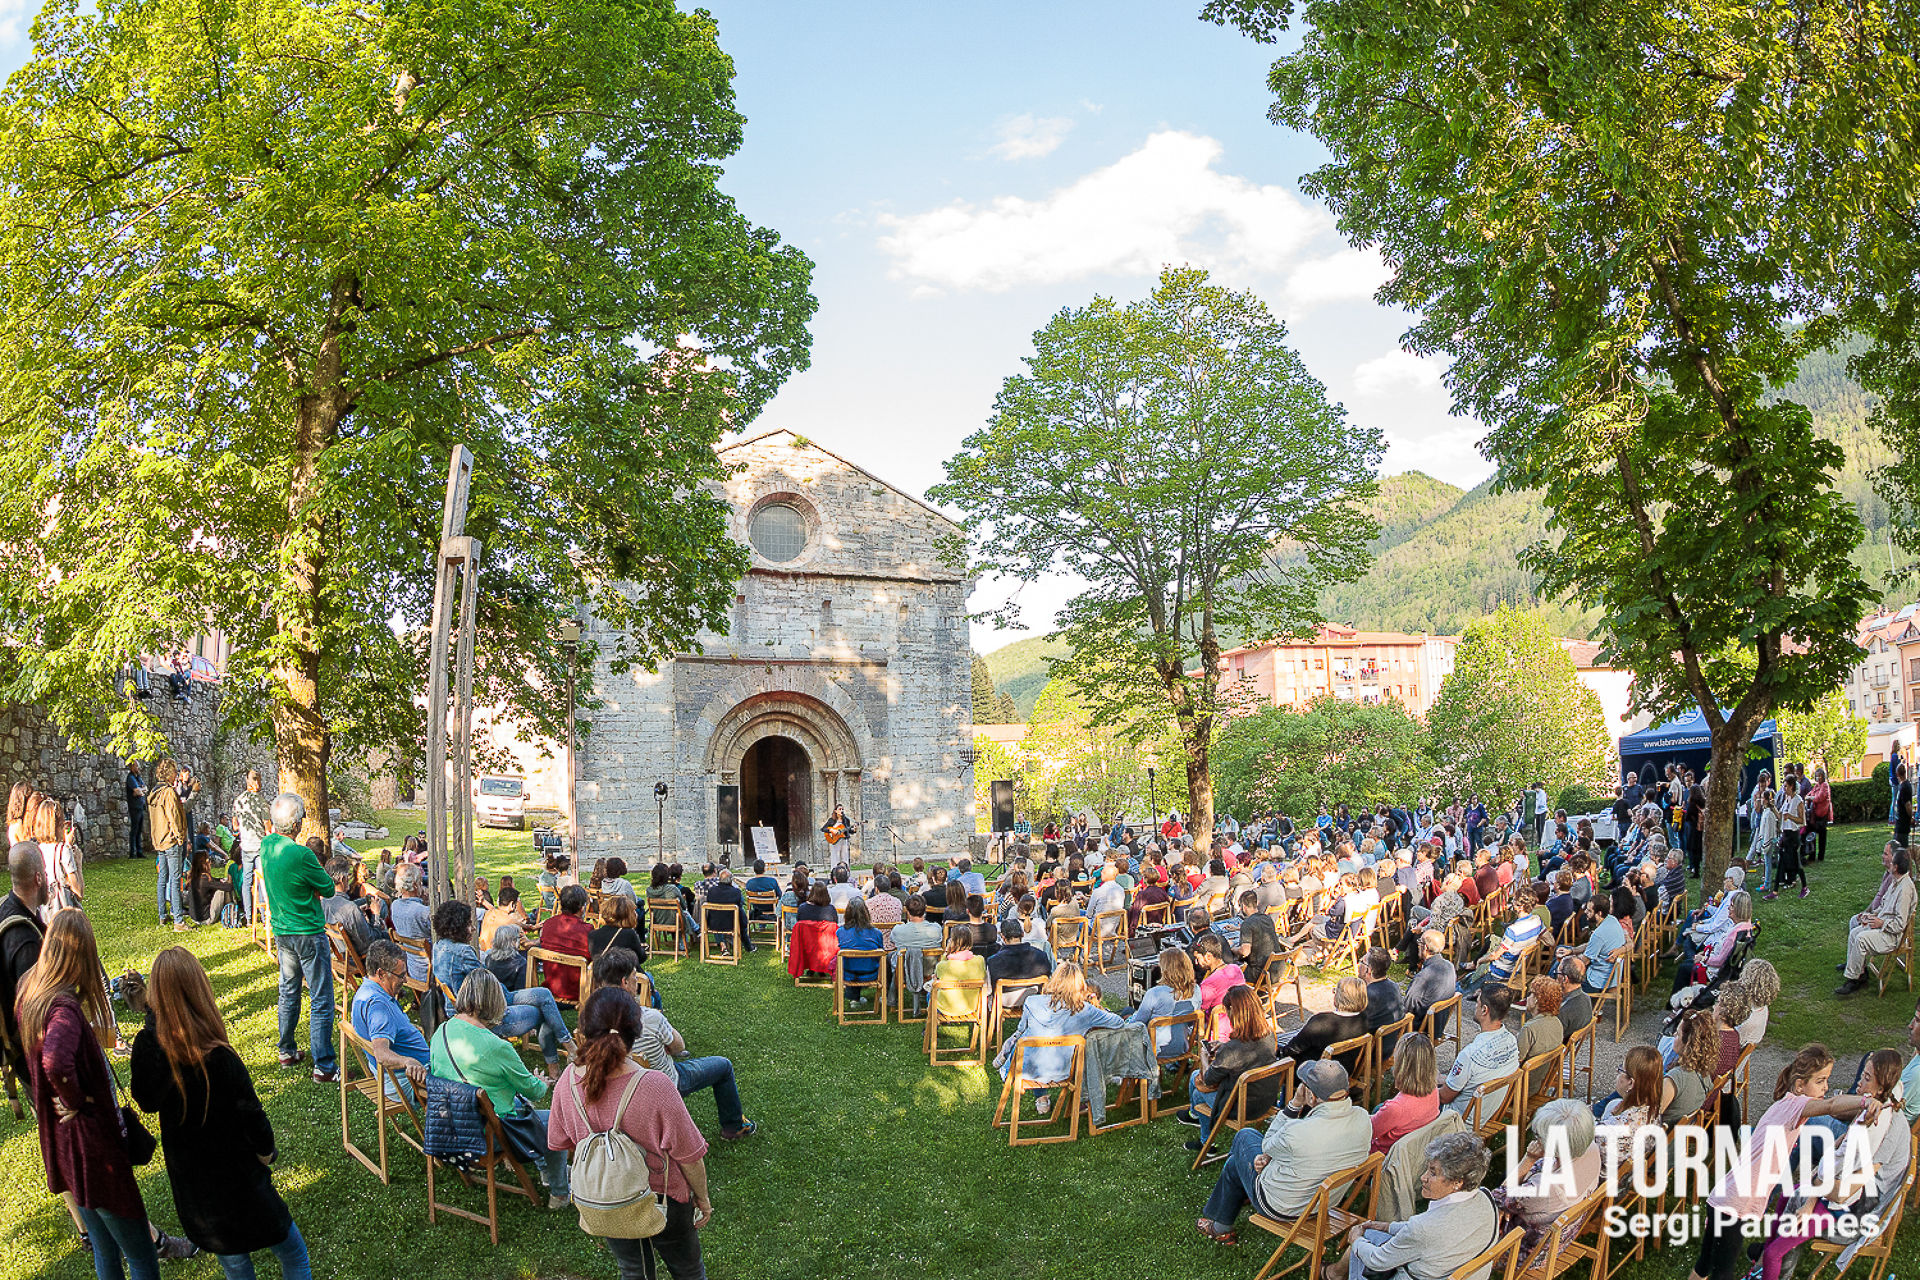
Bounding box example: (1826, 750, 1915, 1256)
(0, 0, 33, 45)
(1283, 247, 1391, 308)
(990, 113, 1074, 161)
(1353, 349, 1446, 398)
(877, 130, 1330, 293)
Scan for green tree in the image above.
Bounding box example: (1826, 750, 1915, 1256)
(1212, 697, 1431, 819)
(993, 690, 1018, 724)
(971, 732, 1035, 831)
(1426, 608, 1614, 809)
(931, 266, 1382, 844)
(1206, 0, 1877, 877)
(1023, 681, 1155, 826)
(1776, 688, 1869, 779)
(0, 0, 814, 836)
(971, 654, 998, 725)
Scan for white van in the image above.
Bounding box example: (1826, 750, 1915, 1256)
(474, 775, 528, 829)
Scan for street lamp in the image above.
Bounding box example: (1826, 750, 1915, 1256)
(557, 621, 582, 864)
(654, 780, 670, 865)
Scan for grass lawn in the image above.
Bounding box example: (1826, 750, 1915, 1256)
(2, 818, 1917, 1279)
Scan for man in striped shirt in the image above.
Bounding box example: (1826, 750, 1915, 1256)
(1461, 885, 1544, 992)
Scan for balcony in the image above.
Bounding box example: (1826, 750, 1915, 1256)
(1871, 673, 1892, 689)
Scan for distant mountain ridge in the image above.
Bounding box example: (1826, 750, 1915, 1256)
(981, 343, 1892, 714)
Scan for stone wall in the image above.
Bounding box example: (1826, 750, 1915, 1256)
(0, 688, 277, 860)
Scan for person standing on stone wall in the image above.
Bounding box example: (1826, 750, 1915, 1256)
(125, 760, 147, 862)
(232, 770, 270, 923)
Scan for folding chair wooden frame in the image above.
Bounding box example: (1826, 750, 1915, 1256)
(1422, 993, 1464, 1058)
(1249, 1150, 1384, 1280)
(647, 904, 686, 958)
(894, 947, 941, 1022)
(833, 948, 889, 1026)
(1089, 911, 1128, 973)
(924, 979, 988, 1065)
(1260, 949, 1309, 1030)
(777, 903, 798, 957)
(1868, 912, 1915, 997)
(1519, 1044, 1565, 1126)
(1191, 1057, 1293, 1171)
(339, 1020, 425, 1184)
(991, 1036, 1085, 1146)
(1463, 1067, 1523, 1140)
(251, 868, 274, 956)
(1454, 1229, 1525, 1280)
(1562, 1020, 1596, 1101)
(1320, 907, 1378, 977)
(523, 947, 591, 1010)
(1371, 1014, 1413, 1105)
(1593, 952, 1632, 1042)
(1325, 1032, 1376, 1108)
(744, 891, 780, 945)
(326, 923, 366, 995)
(425, 1090, 541, 1245)
(989, 976, 1049, 1049)
(1148, 1010, 1201, 1119)
(1653, 893, 1687, 953)
(1802, 1116, 1920, 1280)
(390, 933, 436, 1020)
(1137, 901, 1174, 930)
(1518, 1184, 1611, 1280)
(1050, 916, 1089, 968)
(701, 904, 742, 965)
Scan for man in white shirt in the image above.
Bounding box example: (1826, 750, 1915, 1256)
(1088, 864, 1125, 932)
(825, 864, 860, 915)
(1440, 986, 1519, 1120)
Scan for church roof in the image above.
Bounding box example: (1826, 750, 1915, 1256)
(719, 429, 963, 532)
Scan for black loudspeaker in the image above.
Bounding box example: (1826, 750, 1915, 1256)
(990, 780, 1015, 833)
(715, 785, 740, 845)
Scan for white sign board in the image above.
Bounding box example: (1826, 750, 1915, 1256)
(750, 826, 779, 861)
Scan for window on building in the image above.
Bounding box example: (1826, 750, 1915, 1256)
(748, 501, 809, 562)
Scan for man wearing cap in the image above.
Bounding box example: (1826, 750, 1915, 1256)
(1194, 1059, 1373, 1245)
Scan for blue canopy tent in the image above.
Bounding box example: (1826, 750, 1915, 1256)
(1620, 711, 1783, 858)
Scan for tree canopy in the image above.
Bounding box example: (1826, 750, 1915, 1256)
(1426, 608, 1614, 808)
(1206, 0, 1885, 875)
(0, 0, 814, 832)
(932, 266, 1381, 842)
(1211, 696, 1431, 819)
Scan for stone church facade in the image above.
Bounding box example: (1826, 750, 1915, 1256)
(575, 430, 976, 866)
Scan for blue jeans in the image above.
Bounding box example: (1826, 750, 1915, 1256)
(239, 848, 261, 919)
(155, 844, 185, 924)
(676, 1056, 745, 1130)
(74, 1204, 159, 1280)
(1201, 1126, 1274, 1227)
(215, 1220, 312, 1280)
(1188, 1071, 1225, 1136)
(275, 933, 336, 1073)
(531, 1108, 570, 1196)
(494, 986, 572, 1063)
(1349, 1228, 1393, 1280)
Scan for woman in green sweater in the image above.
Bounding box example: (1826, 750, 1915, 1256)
(431, 970, 571, 1206)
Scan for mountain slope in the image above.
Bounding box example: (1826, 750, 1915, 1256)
(980, 633, 1067, 718)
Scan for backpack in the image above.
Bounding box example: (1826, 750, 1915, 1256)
(561, 1065, 668, 1239)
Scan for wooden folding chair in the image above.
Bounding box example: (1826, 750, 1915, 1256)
(989, 975, 1049, 1049)
(1632, 919, 1660, 996)
(1147, 1009, 1201, 1119)
(1732, 1042, 1755, 1118)
(1802, 1116, 1920, 1280)
(1321, 906, 1378, 976)
(522, 947, 591, 1010)
(1371, 1014, 1413, 1104)
(251, 868, 274, 955)
(777, 903, 798, 956)
(389, 932, 436, 1019)
(833, 948, 889, 1026)
(1562, 1020, 1596, 1101)
(1324, 1031, 1376, 1104)
(991, 1035, 1085, 1145)
(1453, 1229, 1525, 1280)
(893, 946, 941, 1022)
(339, 1019, 425, 1184)
(744, 890, 780, 945)
(1260, 948, 1309, 1029)
(1136, 901, 1173, 930)
(1248, 1150, 1384, 1280)
(924, 979, 988, 1065)
(1517, 1184, 1611, 1280)
(1191, 1057, 1294, 1170)
(1463, 1067, 1523, 1140)
(1089, 910, 1128, 973)
(1422, 993, 1464, 1057)
(326, 923, 366, 999)
(701, 904, 742, 965)
(425, 1090, 542, 1245)
(1653, 892, 1686, 952)
(647, 902, 686, 958)
(1869, 912, 1915, 997)
(1592, 951, 1632, 1042)
(1050, 916, 1089, 967)
(1519, 1044, 1565, 1125)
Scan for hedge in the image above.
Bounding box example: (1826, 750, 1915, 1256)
(1829, 776, 1891, 824)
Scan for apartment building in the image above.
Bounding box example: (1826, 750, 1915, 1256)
(1217, 625, 1460, 716)
(1846, 604, 1920, 723)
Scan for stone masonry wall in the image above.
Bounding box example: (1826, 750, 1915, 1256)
(0, 687, 277, 861)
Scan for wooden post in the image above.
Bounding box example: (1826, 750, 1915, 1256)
(426, 447, 475, 919)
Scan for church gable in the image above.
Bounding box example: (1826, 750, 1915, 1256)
(717, 429, 966, 584)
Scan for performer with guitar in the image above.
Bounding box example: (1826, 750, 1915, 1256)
(820, 804, 852, 864)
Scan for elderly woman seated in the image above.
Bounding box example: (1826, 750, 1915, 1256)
(430, 970, 570, 1205)
(1324, 1132, 1501, 1280)
(991, 962, 1124, 1115)
(1489, 1097, 1602, 1255)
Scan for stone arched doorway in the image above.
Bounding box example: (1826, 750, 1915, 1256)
(705, 691, 864, 863)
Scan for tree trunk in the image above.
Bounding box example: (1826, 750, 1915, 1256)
(1702, 713, 1763, 882)
(1187, 732, 1214, 849)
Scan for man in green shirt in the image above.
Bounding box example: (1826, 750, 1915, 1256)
(261, 792, 338, 1082)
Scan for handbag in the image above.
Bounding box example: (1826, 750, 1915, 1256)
(434, 1026, 546, 1165)
(104, 1055, 156, 1167)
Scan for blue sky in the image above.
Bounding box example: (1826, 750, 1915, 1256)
(0, 1, 1489, 650)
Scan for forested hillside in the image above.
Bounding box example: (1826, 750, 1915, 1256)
(979, 343, 1891, 706)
